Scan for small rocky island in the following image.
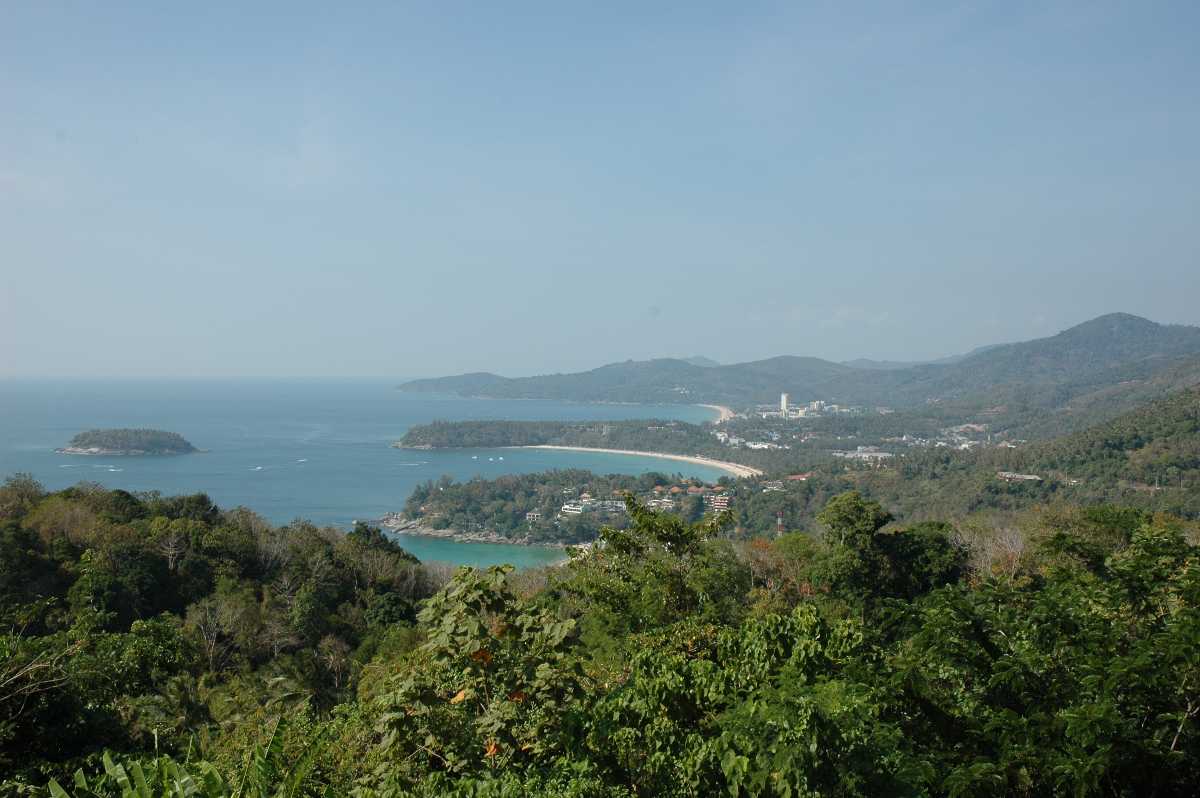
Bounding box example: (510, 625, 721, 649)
(57, 428, 198, 456)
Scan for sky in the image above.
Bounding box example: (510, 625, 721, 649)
(2, 1, 1198, 378)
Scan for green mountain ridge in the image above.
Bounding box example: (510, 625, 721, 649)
(840, 343, 1005, 370)
(400, 314, 1200, 427)
(1018, 383, 1200, 484)
(854, 383, 1200, 522)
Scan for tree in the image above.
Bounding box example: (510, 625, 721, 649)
(817, 491, 893, 548)
(0, 473, 44, 521)
(374, 565, 583, 787)
(873, 521, 967, 602)
(318, 635, 351, 689)
(894, 517, 1200, 796)
(186, 596, 230, 673)
(581, 605, 919, 796)
(150, 518, 191, 572)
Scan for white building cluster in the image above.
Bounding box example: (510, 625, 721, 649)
(761, 394, 860, 419)
(832, 446, 894, 465)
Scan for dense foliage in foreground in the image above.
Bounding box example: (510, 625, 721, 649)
(0, 475, 444, 784)
(3, 475, 1200, 796)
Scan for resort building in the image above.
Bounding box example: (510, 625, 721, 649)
(997, 471, 1042, 483)
(833, 446, 894, 465)
(705, 493, 731, 510)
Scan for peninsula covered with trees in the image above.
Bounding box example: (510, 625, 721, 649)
(397, 470, 726, 545)
(57, 428, 198, 456)
(396, 418, 769, 464)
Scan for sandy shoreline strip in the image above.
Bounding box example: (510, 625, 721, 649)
(522, 444, 763, 479)
(698, 404, 735, 423)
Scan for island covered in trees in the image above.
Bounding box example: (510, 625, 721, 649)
(57, 428, 198, 456)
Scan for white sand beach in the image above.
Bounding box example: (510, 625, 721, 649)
(522, 444, 763, 478)
(698, 404, 736, 423)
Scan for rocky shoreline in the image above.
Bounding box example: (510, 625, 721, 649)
(377, 512, 562, 548)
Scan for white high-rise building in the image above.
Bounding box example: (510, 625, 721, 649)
(780, 393, 789, 414)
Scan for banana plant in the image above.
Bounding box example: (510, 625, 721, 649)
(45, 717, 335, 798)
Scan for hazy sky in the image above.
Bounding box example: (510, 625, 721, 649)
(2, 2, 1198, 378)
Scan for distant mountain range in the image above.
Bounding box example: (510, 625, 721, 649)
(399, 314, 1200, 426)
(840, 344, 1004, 371)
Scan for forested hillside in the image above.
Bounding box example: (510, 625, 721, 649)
(1024, 385, 1200, 482)
(5, 476, 1200, 796)
(848, 385, 1200, 522)
(0, 476, 444, 783)
(399, 355, 851, 405)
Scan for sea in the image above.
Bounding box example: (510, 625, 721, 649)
(0, 378, 722, 568)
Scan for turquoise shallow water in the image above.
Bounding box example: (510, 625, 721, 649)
(0, 378, 721, 568)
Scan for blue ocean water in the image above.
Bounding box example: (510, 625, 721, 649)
(0, 378, 721, 567)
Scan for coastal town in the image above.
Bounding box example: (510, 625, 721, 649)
(708, 392, 1028, 461)
(552, 482, 733, 519)
(387, 391, 1067, 551)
